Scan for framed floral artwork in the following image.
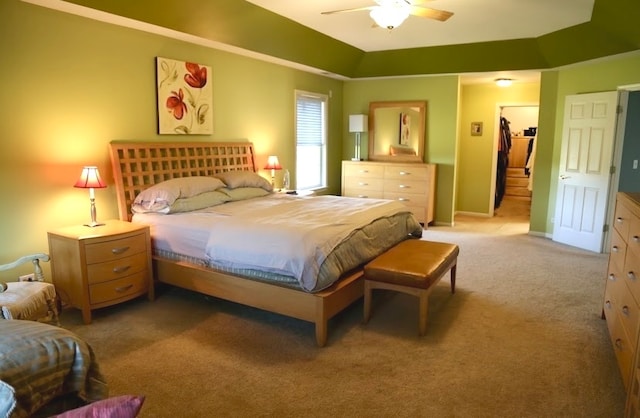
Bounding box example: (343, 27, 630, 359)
(156, 57, 213, 135)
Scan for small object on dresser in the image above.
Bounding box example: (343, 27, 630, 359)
(286, 190, 297, 195)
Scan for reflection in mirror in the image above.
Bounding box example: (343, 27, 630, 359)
(368, 101, 426, 162)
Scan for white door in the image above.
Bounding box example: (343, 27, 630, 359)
(552, 91, 618, 253)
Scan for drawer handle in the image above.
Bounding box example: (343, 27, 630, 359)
(612, 246, 619, 253)
(608, 273, 616, 281)
(629, 271, 637, 280)
(358, 182, 368, 186)
(113, 265, 131, 274)
(357, 195, 368, 198)
(111, 246, 130, 255)
(115, 284, 133, 293)
(359, 170, 369, 173)
(633, 236, 640, 243)
(615, 338, 624, 350)
(616, 217, 624, 223)
(399, 185, 409, 189)
(605, 300, 612, 309)
(399, 171, 411, 176)
(622, 306, 630, 316)
(398, 198, 409, 202)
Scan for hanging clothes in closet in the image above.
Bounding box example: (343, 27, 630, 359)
(495, 116, 511, 209)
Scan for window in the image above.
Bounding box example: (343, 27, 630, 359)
(295, 90, 328, 191)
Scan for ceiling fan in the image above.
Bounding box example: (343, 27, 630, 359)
(321, 0, 454, 30)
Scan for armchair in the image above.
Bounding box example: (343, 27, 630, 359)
(0, 253, 58, 323)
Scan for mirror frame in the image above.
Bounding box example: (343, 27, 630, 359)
(368, 100, 426, 163)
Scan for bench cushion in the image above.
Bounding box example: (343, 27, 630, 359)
(364, 239, 459, 289)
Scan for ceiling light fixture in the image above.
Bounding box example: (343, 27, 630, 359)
(370, 3, 410, 30)
(495, 78, 513, 87)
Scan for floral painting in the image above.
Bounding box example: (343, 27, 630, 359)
(156, 57, 212, 135)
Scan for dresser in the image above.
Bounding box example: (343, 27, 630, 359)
(48, 220, 153, 324)
(341, 161, 436, 225)
(602, 193, 640, 416)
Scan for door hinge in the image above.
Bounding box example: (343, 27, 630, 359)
(617, 105, 624, 114)
(603, 224, 609, 233)
(610, 166, 616, 174)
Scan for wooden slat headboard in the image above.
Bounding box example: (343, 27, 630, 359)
(109, 141, 256, 221)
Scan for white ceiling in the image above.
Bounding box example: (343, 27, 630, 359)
(246, 0, 595, 52)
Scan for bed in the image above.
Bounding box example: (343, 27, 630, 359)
(0, 320, 108, 418)
(109, 141, 422, 346)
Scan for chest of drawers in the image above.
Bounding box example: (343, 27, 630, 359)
(602, 193, 640, 417)
(341, 161, 436, 225)
(48, 220, 153, 324)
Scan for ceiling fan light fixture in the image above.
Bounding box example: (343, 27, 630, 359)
(495, 78, 513, 87)
(370, 6, 410, 30)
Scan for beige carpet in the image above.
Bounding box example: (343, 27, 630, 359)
(61, 201, 627, 417)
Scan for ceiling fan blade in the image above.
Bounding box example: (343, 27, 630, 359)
(410, 6, 454, 21)
(321, 6, 375, 15)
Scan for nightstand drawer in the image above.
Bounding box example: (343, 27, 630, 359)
(89, 271, 147, 305)
(614, 201, 633, 239)
(85, 234, 146, 264)
(86, 252, 148, 284)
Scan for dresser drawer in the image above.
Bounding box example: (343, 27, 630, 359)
(617, 283, 640, 345)
(610, 229, 628, 274)
(628, 216, 640, 260)
(626, 253, 640, 306)
(384, 164, 430, 180)
(383, 178, 427, 195)
(384, 191, 428, 207)
(607, 304, 635, 390)
(86, 252, 148, 285)
(85, 234, 146, 264)
(343, 163, 384, 178)
(89, 271, 148, 305)
(615, 201, 633, 239)
(343, 176, 385, 192)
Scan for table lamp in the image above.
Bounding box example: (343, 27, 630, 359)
(74, 166, 107, 227)
(264, 155, 282, 188)
(349, 114, 368, 161)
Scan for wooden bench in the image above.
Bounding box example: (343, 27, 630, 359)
(363, 239, 459, 336)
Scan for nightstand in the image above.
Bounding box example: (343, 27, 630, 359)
(47, 220, 153, 324)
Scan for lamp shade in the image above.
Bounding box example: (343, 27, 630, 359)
(349, 114, 368, 133)
(264, 155, 282, 170)
(370, 6, 410, 30)
(74, 166, 106, 189)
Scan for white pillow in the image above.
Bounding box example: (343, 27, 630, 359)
(132, 176, 226, 213)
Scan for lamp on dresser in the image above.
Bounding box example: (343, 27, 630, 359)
(74, 166, 107, 227)
(349, 114, 368, 161)
(264, 155, 282, 188)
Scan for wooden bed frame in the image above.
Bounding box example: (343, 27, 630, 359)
(109, 141, 364, 347)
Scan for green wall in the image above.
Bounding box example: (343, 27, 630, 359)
(457, 82, 541, 215)
(343, 76, 460, 225)
(542, 53, 640, 234)
(3, 0, 640, 282)
(0, 0, 343, 280)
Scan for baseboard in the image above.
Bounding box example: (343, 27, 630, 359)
(455, 211, 492, 218)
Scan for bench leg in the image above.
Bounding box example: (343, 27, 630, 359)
(450, 264, 457, 294)
(363, 280, 372, 323)
(418, 289, 429, 336)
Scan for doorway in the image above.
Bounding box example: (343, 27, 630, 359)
(493, 105, 539, 221)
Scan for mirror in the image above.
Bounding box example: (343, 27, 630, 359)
(368, 101, 426, 162)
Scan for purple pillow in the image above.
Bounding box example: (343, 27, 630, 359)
(52, 395, 145, 418)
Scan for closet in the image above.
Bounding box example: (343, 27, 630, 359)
(496, 106, 538, 209)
